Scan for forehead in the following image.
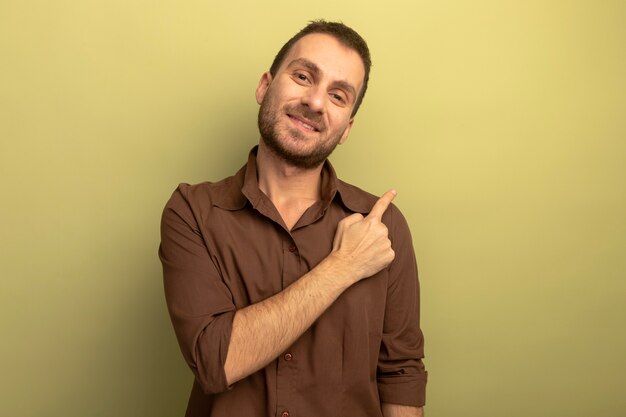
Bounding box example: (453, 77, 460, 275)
(280, 33, 365, 91)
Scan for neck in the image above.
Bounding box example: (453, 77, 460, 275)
(256, 140, 324, 205)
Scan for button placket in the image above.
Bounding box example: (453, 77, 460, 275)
(277, 238, 300, 417)
(282, 239, 300, 288)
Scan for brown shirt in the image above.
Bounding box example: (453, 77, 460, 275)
(159, 148, 427, 417)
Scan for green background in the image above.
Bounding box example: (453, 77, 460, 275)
(1, 1, 624, 416)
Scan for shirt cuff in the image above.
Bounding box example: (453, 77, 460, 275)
(377, 371, 428, 406)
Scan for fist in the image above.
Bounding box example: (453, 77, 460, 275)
(331, 190, 397, 283)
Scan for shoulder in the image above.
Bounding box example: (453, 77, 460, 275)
(165, 181, 214, 212)
(165, 171, 246, 214)
(335, 178, 378, 214)
(335, 179, 408, 226)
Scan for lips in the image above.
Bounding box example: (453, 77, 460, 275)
(287, 113, 321, 132)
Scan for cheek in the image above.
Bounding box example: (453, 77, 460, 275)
(275, 80, 302, 98)
(329, 112, 352, 131)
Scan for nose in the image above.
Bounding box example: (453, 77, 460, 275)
(301, 85, 325, 113)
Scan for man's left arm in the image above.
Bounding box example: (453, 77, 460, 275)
(382, 403, 424, 417)
(377, 204, 428, 409)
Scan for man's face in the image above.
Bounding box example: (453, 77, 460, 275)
(256, 33, 365, 169)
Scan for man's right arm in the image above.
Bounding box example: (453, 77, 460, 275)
(160, 185, 397, 392)
(223, 189, 398, 385)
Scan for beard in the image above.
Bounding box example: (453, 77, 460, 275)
(257, 89, 346, 169)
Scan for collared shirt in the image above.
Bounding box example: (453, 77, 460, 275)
(159, 147, 427, 417)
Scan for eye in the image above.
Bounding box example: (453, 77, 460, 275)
(293, 72, 311, 85)
(330, 92, 347, 105)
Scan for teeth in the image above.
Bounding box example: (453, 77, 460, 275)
(290, 115, 316, 131)
(300, 121, 314, 130)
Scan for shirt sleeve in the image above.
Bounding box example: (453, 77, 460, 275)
(159, 184, 236, 394)
(377, 204, 428, 406)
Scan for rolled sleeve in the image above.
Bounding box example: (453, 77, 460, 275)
(377, 205, 428, 406)
(159, 185, 235, 394)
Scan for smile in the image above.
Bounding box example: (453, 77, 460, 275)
(287, 114, 320, 132)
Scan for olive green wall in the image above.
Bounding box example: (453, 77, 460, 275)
(1, 1, 624, 416)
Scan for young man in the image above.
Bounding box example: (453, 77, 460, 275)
(160, 20, 427, 417)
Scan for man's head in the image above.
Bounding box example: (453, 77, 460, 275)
(256, 21, 371, 169)
(269, 20, 371, 117)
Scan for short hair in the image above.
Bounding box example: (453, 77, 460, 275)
(269, 20, 372, 117)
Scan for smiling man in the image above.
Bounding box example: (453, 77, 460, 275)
(159, 20, 427, 417)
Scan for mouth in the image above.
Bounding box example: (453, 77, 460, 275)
(287, 114, 321, 133)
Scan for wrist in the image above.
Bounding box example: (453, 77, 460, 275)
(321, 251, 360, 287)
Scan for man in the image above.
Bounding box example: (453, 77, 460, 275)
(159, 20, 427, 417)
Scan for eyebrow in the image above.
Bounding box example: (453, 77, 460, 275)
(287, 58, 320, 75)
(286, 58, 357, 100)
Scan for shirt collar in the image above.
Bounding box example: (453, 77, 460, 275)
(212, 146, 376, 215)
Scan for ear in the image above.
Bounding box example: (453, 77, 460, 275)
(255, 72, 273, 104)
(338, 118, 355, 145)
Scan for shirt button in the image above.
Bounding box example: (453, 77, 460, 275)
(288, 245, 297, 253)
(281, 411, 290, 417)
(284, 352, 293, 361)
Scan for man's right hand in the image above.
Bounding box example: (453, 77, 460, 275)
(331, 189, 397, 283)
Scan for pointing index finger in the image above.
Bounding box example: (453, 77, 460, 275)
(368, 189, 397, 220)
